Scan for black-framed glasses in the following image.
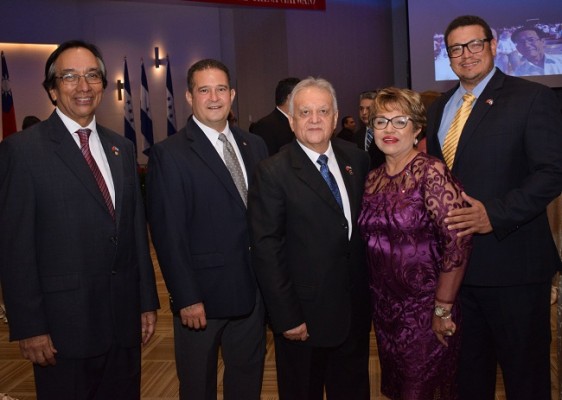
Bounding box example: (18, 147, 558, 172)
(56, 71, 103, 85)
(372, 116, 412, 130)
(447, 38, 491, 58)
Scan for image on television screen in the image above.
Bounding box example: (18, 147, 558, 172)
(434, 21, 562, 81)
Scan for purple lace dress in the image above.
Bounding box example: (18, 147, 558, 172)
(359, 153, 471, 400)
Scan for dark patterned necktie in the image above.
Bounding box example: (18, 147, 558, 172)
(76, 129, 115, 221)
(317, 154, 343, 209)
(218, 133, 247, 206)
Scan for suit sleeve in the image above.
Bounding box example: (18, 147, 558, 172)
(248, 161, 304, 333)
(146, 144, 202, 311)
(126, 140, 159, 313)
(0, 139, 49, 340)
(484, 85, 562, 239)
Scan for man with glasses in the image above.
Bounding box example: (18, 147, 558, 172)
(0, 40, 159, 399)
(249, 77, 371, 399)
(511, 25, 562, 76)
(426, 15, 562, 400)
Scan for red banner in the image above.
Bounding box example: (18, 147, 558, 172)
(184, 0, 325, 11)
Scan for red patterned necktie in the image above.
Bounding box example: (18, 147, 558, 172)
(76, 129, 116, 221)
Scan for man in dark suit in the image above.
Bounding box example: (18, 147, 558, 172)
(0, 40, 159, 399)
(354, 90, 385, 168)
(426, 15, 562, 400)
(147, 59, 268, 400)
(335, 115, 356, 142)
(249, 77, 371, 400)
(250, 77, 300, 155)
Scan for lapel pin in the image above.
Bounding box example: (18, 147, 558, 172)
(486, 99, 494, 106)
(112, 146, 120, 156)
(345, 166, 354, 175)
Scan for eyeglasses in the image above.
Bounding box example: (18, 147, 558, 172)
(56, 71, 103, 85)
(372, 116, 412, 130)
(447, 38, 491, 58)
(516, 36, 542, 45)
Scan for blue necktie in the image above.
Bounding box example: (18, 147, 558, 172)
(317, 154, 343, 209)
(365, 127, 373, 151)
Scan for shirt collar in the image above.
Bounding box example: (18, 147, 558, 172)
(56, 108, 96, 134)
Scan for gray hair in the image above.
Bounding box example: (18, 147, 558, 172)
(288, 77, 338, 116)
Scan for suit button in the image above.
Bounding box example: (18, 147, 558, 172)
(111, 270, 117, 275)
(110, 236, 118, 245)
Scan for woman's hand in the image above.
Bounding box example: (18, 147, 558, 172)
(432, 314, 457, 347)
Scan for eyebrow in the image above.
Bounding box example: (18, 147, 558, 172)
(59, 67, 100, 73)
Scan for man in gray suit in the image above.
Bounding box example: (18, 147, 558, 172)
(0, 40, 159, 399)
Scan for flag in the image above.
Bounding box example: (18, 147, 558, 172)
(1, 51, 17, 139)
(140, 59, 154, 156)
(123, 58, 137, 153)
(166, 55, 177, 136)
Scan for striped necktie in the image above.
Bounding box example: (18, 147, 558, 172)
(442, 92, 476, 169)
(76, 129, 115, 221)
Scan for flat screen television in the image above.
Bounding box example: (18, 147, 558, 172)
(407, 0, 562, 92)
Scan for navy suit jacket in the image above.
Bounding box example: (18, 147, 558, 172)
(249, 139, 371, 347)
(0, 111, 159, 358)
(147, 117, 268, 318)
(426, 69, 562, 285)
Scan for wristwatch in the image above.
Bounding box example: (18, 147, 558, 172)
(434, 305, 451, 318)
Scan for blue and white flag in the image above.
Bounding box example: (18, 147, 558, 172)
(166, 55, 177, 136)
(123, 58, 137, 152)
(140, 59, 154, 156)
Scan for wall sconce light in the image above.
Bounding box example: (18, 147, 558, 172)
(117, 79, 124, 101)
(155, 47, 161, 68)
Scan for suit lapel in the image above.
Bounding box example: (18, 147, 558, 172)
(186, 119, 247, 210)
(99, 126, 123, 225)
(290, 141, 343, 214)
(332, 143, 359, 219)
(453, 70, 504, 170)
(48, 112, 111, 215)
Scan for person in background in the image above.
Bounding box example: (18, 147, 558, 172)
(249, 77, 371, 400)
(426, 15, 562, 400)
(227, 109, 238, 127)
(336, 115, 356, 142)
(250, 77, 301, 155)
(359, 87, 471, 399)
(21, 115, 41, 130)
(512, 25, 562, 76)
(147, 58, 268, 400)
(355, 90, 385, 169)
(0, 40, 159, 399)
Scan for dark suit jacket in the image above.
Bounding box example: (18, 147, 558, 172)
(147, 117, 268, 318)
(426, 69, 562, 285)
(0, 111, 159, 358)
(354, 124, 385, 169)
(249, 139, 371, 347)
(250, 108, 294, 155)
(336, 127, 354, 142)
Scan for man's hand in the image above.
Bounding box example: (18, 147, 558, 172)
(141, 311, 157, 345)
(180, 303, 207, 330)
(283, 323, 309, 341)
(19, 334, 57, 366)
(444, 192, 492, 237)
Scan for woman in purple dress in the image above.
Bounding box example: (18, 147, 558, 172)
(358, 88, 472, 400)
